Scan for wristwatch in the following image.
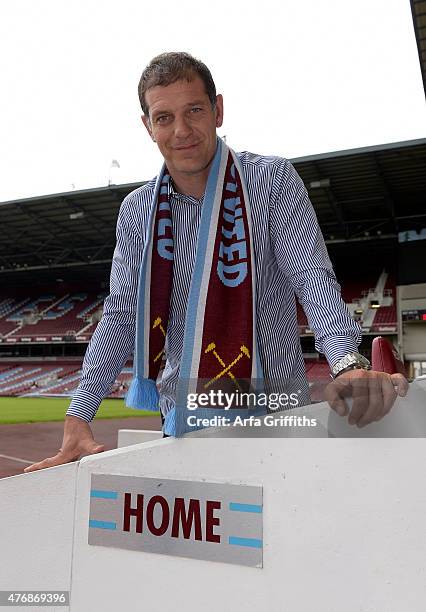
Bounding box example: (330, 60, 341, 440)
(331, 352, 371, 379)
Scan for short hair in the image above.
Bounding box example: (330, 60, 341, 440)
(138, 52, 217, 116)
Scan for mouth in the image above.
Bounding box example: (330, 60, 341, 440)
(174, 142, 200, 151)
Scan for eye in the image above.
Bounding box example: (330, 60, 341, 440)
(190, 107, 202, 114)
(155, 115, 170, 124)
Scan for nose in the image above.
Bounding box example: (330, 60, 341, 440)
(173, 114, 192, 140)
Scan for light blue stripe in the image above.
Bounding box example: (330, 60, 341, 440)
(134, 164, 166, 379)
(231, 150, 264, 388)
(179, 138, 222, 374)
(174, 138, 224, 435)
(89, 519, 117, 530)
(90, 490, 118, 499)
(229, 502, 262, 513)
(229, 536, 262, 548)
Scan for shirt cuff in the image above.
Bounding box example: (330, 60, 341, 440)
(321, 336, 361, 369)
(66, 389, 102, 422)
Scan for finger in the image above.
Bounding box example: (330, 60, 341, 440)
(357, 374, 383, 428)
(347, 372, 370, 426)
(325, 380, 350, 417)
(24, 438, 105, 473)
(80, 440, 105, 456)
(376, 374, 397, 420)
(23, 451, 74, 473)
(390, 373, 409, 397)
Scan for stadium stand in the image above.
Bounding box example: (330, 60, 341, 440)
(370, 275, 397, 332)
(23, 370, 84, 397)
(76, 321, 98, 340)
(0, 361, 82, 396)
(0, 358, 134, 399)
(0, 366, 62, 396)
(296, 301, 309, 334)
(0, 292, 106, 343)
(338, 271, 398, 333)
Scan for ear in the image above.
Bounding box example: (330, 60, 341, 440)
(215, 94, 224, 128)
(142, 115, 156, 142)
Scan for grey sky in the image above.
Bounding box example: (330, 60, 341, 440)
(0, 0, 424, 202)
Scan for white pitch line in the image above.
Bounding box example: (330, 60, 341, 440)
(0, 453, 33, 465)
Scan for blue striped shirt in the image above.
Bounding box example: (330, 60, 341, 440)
(66, 151, 362, 422)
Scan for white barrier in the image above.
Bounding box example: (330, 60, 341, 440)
(1, 382, 426, 612)
(0, 463, 77, 612)
(117, 429, 163, 447)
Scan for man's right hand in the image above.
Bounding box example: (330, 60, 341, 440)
(24, 415, 105, 473)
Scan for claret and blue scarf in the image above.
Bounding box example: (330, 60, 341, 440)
(126, 137, 264, 436)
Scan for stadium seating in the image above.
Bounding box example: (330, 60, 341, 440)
(370, 276, 397, 332)
(76, 322, 98, 340)
(372, 304, 397, 328)
(23, 370, 84, 397)
(0, 292, 106, 342)
(0, 359, 133, 399)
(296, 301, 309, 333)
(0, 365, 64, 396)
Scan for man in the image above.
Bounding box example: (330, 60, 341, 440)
(25, 52, 408, 472)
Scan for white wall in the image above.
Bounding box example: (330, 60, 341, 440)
(70, 383, 426, 612)
(0, 462, 78, 612)
(69, 436, 426, 612)
(117, 429, 162, 447)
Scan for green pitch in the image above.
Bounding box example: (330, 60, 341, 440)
(0, 396, 157, 424)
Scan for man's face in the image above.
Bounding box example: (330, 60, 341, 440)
(142, 75, 223, 179)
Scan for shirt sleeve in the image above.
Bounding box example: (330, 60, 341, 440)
(66, 195, 144, 422)
(269, 158, 362, 367)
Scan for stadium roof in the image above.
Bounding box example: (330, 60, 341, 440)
(1, 138, 425, 286)
(411, 0, 426, 98)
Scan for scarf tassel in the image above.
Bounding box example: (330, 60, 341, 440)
(163, 408, 177, 437)
(126, 377, 159, 411)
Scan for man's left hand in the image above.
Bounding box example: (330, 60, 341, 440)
(325, 369, 409, 428)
